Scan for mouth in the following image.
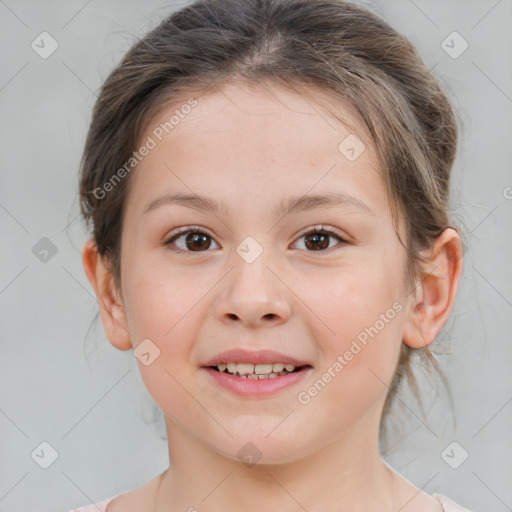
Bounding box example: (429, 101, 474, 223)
(205, 363, 312, 379)
(199, 349, 313, 396)
(200, 362, 313, 397)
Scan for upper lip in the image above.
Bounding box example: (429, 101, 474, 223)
(202, 348, 312, 367)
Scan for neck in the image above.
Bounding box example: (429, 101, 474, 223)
(154, 419, 397, 512)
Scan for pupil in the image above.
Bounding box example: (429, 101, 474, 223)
(186, 233, 210, 251)
(305, 233, 329, 250)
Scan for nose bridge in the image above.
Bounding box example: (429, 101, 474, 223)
(215, 240, 291, 326)
(232, 249, 273, 299)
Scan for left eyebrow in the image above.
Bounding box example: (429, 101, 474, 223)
(143, 191, 375, 217)
(275, 192, 375, 218)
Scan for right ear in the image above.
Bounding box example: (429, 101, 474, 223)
(82, 239, 132, 351)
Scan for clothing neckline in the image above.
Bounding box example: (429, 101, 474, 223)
(87, 491, 468, 512)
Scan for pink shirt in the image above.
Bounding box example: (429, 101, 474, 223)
(67, 492, 474, 511)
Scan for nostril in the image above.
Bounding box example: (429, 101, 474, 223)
(263, 313, 276, 320)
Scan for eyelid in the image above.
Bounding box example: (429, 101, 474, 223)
(166, 225, 214, 239)
(290, 224, 348, 250)
(293, 224, 347, 241)
(164, 225, 220, 253)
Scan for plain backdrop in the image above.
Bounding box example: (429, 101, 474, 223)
(0, 1, 511, 511)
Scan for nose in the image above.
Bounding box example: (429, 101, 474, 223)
(214, 251, 292, 328)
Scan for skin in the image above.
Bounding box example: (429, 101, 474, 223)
(82, 81, 463, 511)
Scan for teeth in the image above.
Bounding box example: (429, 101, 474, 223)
(216, 362, 298, 376)
(237, 363, 255, 375)
(226, 362, 239, 374)
(238, 372, 281, 379)
(255, 363, 273, 374)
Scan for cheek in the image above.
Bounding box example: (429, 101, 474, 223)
(303, 258, 403, 341)
(121, 265, 204, 401)
(299, 260, 404, 401)
(123, 258, 208, 342)
(297, 306, 404, 434)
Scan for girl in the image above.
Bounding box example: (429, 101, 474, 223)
(72, 0, 472, 510)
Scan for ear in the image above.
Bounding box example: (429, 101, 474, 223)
(82, 239, 132, 351)
(402, 228, 463, 348)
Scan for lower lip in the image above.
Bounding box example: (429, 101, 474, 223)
(201, 367, 313, 397)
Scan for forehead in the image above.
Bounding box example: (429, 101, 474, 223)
(127, 81, 384, 215)
(141, 80, 373, 153)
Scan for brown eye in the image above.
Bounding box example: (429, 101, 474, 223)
(184, 232, 212, 251)
(165, 229, 220, 252)
(293, 227, 346, 251)
(304, 232, 330, 250)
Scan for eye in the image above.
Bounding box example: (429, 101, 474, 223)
(164, 225, 347, 253)
(164, 227, 220, 253)
(292, 225, 347, 252)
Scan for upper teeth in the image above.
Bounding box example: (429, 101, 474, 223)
(217, 363, 297, 374)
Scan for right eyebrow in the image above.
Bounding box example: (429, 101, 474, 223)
(144, 192, 222, 215)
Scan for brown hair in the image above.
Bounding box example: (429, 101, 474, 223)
(79, 0, 463, 442)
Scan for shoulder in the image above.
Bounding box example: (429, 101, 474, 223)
(69, 473, 163, 512)
(66, 495, 117, 512)
(65, 482, 152, 512)
(432, 493, 475, 512)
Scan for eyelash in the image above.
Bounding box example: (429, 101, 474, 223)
(163, 225, 348, 254)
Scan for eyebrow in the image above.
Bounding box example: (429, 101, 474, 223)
(143, 191, 375, 217)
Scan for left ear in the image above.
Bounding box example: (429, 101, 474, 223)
(402, 227, 464, 348)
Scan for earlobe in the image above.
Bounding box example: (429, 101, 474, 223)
(82, 239, 132, 351)
(402, 228, 463, 349)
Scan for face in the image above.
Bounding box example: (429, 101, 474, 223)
(113, 82, 412, 464)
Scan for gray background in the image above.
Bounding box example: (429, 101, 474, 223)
(0, 1, 511, 511)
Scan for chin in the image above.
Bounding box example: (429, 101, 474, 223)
(212, 434, 308, 466)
